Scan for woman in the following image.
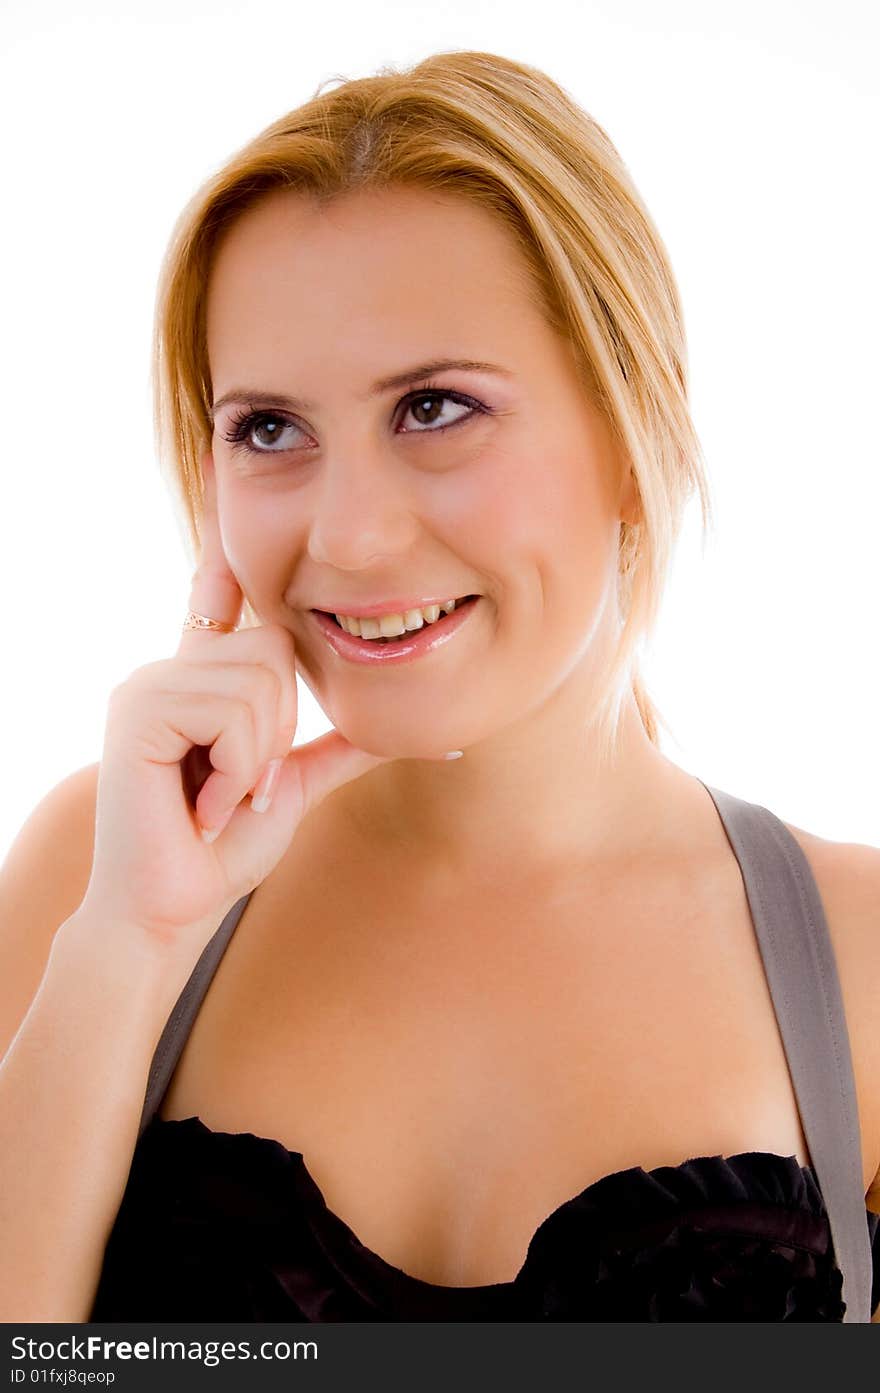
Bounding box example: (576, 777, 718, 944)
(1, 49, 878, 1323)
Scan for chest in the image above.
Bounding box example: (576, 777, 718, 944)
(156, 839, 850, 1287)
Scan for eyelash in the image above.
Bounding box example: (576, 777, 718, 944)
(219, 380, 487, 458)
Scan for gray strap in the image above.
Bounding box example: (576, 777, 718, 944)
(698, 781, 873, 1323)
(137, 891, 255, 1141)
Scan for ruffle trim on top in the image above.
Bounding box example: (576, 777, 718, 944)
(88, 1116, 867, 1322)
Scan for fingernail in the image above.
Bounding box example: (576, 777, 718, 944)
(201, 808, 234, 844)
(442, 750, 464, 760)
(251, 757, 283, 812)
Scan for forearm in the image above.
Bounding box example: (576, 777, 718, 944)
(0, 911, 181, 1322)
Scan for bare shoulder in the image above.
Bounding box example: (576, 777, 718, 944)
(780, 817, 880, 929)
(0, 760, 101, 1061)
(778, 817, 880, 1215)
(778, 817, 880, 966)
(0, 760, 100, 900)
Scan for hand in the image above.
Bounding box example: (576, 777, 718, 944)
(79, 453, 411, 956)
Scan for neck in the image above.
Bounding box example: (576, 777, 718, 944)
(333, 655, 694, 888)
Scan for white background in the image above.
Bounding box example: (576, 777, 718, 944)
(1, 0, 877, 863)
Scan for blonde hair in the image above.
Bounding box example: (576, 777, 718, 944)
(152, 48, 713, 766)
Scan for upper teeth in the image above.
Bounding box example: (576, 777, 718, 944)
(336, 598, 460, 638)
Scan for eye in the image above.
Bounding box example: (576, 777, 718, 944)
(217, 385, 486, 458)
(397, 389, 482, 434)
(219, 410, 305, 455)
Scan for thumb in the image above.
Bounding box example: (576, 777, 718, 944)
(271, 731, 462, 823)
(282, 730, 392, 820)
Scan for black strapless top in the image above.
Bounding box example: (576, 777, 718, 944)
(89, 1115, 880, 1321)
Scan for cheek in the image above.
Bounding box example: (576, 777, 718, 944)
(433, 446, 563, 553)
(453, 446, 613, 584)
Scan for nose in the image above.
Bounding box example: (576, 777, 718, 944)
(306, 446, 420, 571)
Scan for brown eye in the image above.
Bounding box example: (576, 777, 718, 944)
(398, 390, 480, 433)
(221, 410, 304, 455)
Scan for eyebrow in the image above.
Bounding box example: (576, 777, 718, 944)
(209, 358, 514, 420)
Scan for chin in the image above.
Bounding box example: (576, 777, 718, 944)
(351, 733, 450, 761)
(331, 714, 451, 761)
(311, 677, 480, 758)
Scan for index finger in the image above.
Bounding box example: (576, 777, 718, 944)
(177, 452, 243, 656)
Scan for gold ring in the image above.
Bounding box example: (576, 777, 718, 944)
(182, 611, 235, 633)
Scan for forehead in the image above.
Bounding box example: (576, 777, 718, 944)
(205, 186, 543, 361)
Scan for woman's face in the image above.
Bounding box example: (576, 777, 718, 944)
(205, 185, 637, 758)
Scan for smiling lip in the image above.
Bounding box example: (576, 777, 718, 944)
(310, 594, 477, 620)
(309, 595, 481, 665)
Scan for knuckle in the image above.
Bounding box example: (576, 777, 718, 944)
(272, 623, 298, 658)
(125, 658, 172, 691)
(244, 706, 263, 758)
(218, 713, 257, 778)
(263, 624, 298, 668)
(252, 661, 283, 708)
(108, 669, 144, 706)
(231, 693, 257, 731)
(262, 618, 293, 645)
(234, 723, 259, 766)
